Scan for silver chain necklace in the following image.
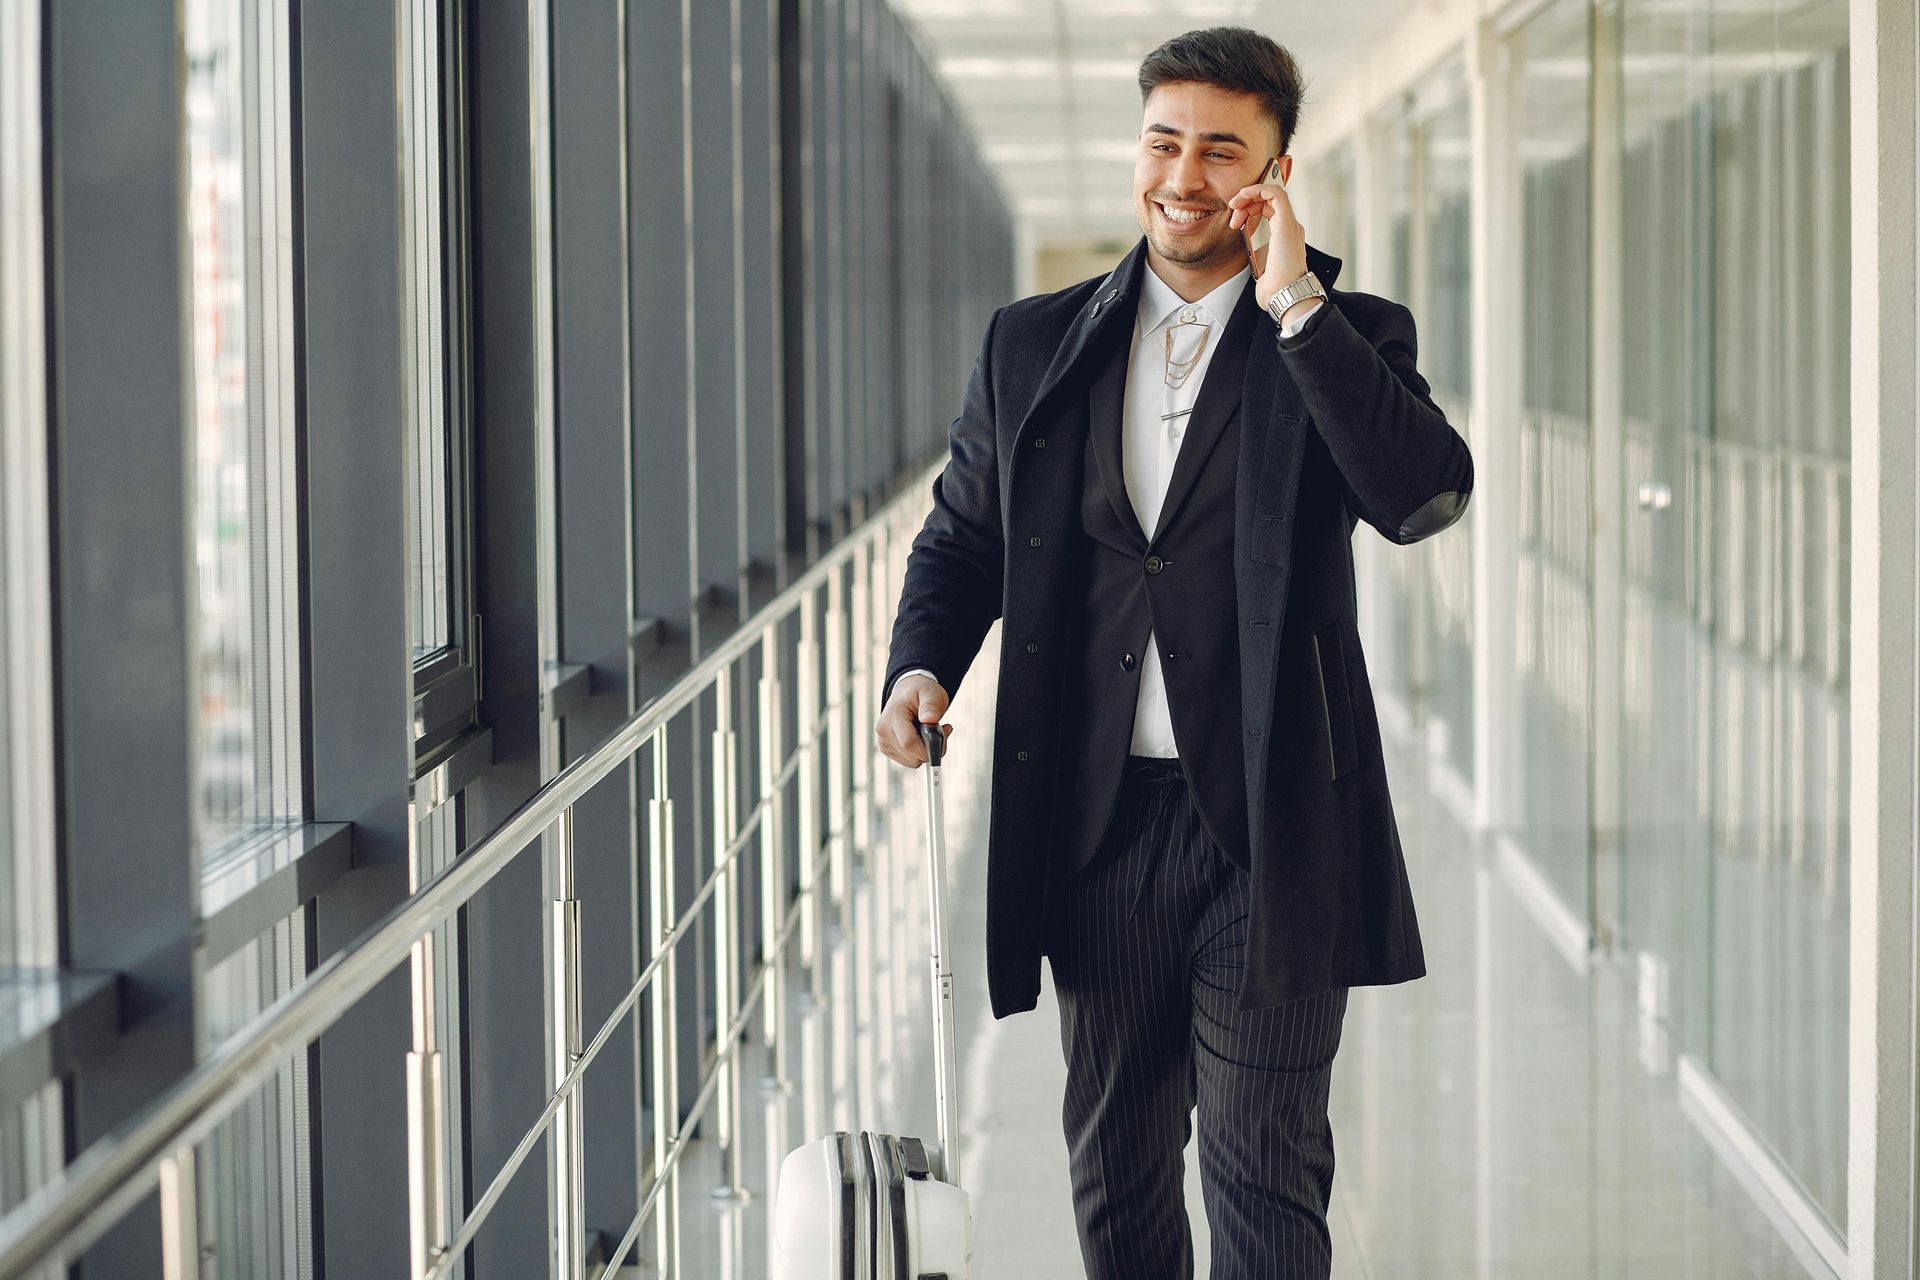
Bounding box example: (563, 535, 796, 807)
(1161, 313, 1213, 390)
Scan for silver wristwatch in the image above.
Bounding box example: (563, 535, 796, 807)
(1266, 269, 1327, 327)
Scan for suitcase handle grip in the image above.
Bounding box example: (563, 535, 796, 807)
(918, 721, 945, 767)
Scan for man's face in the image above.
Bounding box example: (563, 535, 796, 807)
(1133, 82, 1289, 270)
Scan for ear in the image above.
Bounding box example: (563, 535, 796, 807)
(1278, 154, 1294, 187)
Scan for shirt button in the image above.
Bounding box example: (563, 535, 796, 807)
(1025, 642, 1039, 654)
(1121, 652, 1135, 671)
(1144, 554, 1163, 574)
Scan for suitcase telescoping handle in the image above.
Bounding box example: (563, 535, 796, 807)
(917, 722, 962, 1189)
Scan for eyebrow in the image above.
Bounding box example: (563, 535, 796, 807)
(1144, 123, 1250, 147)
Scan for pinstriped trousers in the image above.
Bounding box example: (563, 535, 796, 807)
(1043, 754, 1350, 1280)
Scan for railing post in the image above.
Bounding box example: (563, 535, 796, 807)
(796, 597, 825, 1007)
(849, 541, 872, 869)
(548, 804, 586, 1279)
(825, 569, 850, 940)
(647, 726, 681, 1278)
(158, 1144, 199, 1280)
(406, 930, 449, 1280)
(710, 669, 750, 1203)
(758, 624, 793, 1091)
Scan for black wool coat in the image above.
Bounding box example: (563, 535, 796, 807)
(881, 235, 1475, 1019)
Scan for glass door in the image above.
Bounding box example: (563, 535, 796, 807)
(1614, 0, 1852, 1236)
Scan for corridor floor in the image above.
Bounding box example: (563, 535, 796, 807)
(662, 642, 1837, 1279)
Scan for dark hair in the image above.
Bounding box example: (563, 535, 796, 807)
(1137, 27, 1307, 157)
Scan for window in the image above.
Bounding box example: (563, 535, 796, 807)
(186, 0, 303, 857)
(402, 0, 481, 759)
(184, 1, 314, 1274)
(1, 0, 61, 1218)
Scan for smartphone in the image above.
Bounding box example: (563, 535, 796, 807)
(1245, 156, 1284, 273)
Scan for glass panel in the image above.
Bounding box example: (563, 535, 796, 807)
(198, 917, 314, 1280)
(1700, 0, 1850, 1229)
(2, 0, 56, 978)
(1617, 0, 1714, 1071)
(401, 0, 468, 669)
(1617, 0, 1850, 1234)
(1512, 0, 1593, 921)
(1361, 67, 1475, 785)
(1308, 141, 1358, 276)
(1415, 66, 1476, 788)
(3, 1, 62, 1234)
(1368, 106, 1420, 718)
(185, 2, 312, 1272)
(186, 0, 302, 856)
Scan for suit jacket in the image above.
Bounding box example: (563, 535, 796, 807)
(1050, 270, 1263, 882)
(881, 235, 1475, 1019)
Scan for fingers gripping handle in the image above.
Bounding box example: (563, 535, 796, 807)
(916, 721, 961, 1187)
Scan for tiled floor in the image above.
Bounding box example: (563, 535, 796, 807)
(653, 644, 1839, 1279)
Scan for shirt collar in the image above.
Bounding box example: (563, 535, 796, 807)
(1137, 261, 1252, 339)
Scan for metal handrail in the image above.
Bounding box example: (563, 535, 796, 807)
(0, 474, 930, 1279)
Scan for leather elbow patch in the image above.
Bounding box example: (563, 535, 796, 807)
(1398, 489, 1468, 541)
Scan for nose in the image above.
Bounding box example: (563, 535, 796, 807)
(1168, 148, 1208, 198)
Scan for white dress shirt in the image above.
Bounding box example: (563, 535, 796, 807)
(897, 265, 1323, 758)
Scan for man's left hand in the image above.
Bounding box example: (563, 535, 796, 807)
(1226, 174, 1309, 317)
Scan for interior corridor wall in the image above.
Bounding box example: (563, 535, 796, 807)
(1303, 0, 1856, 1257)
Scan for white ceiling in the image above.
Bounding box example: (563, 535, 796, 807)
(893, 0, 1421, 241)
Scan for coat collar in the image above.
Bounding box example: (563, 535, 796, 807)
(1011, 235, 1342, 455)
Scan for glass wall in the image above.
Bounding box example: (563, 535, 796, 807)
(1363, 66, 1476, 785)
(1339, 0, 1855, 1245)
(187, 0, 303, 859)
(1615, 0, 1852, 1229)
(1, 0, 53, 980)
(1512, 0, 1594, 920)
(1, 0, 61, 1223)
(184, 0, 313, 1274)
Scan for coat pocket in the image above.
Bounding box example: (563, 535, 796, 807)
(1311, 622, 1361, 781)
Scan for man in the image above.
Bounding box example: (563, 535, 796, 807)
(873, 26, 1473, 1280)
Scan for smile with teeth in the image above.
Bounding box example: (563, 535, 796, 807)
(1156, 202, 1215, 226)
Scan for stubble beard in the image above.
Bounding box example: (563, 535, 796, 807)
(1137, 198, 1239, 270)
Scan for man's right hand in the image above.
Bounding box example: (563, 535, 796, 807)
(875, 673, 953, 768)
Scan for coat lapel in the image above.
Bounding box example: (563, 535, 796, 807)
(1011, 239, 1150, 455)
(1086, 319, 1146, 545)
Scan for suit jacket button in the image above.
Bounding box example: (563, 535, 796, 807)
(1121, 652, 1135, 671)
(1034, 437, 1047, 449)
(1025, 642, 1039, 654)
(1029, 536, 1042, 547)
(1144, 554, 1163, 574)
(1016, 750, 1029, 762)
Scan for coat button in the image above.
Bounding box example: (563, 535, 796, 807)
(1029, 536, 1042, 547)
(1121, 652, 1135, 671)
(1016, 750, 1029, 762)
(1025, 642, 1039, 654)
(1144, 554, 1163, 574)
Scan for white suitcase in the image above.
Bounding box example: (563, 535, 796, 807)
(770, 723, 974, 1279)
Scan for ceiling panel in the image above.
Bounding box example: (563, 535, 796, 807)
(894, 0, 1421, 240)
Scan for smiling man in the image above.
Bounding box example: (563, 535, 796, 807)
(875, 26, 1474, 1280)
